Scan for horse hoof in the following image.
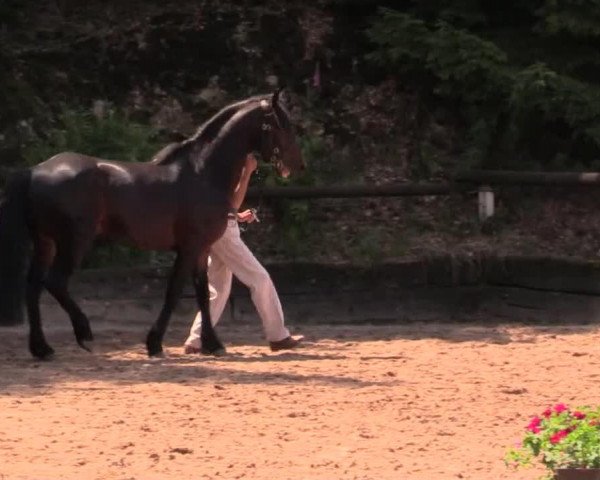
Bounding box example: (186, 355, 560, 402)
(146, 329, 164, 357)
(200, 346, 227, 357)
(30, 344, 55, 361)
(77, 340, 93, 353)
(147, 347, 164, 357)
(75, 321, 94, 342)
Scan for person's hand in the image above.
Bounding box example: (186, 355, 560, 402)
(245, 154, 258, 173)
(237, 209, 259, 223)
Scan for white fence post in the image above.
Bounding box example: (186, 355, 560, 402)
(478, 185, 495, 221)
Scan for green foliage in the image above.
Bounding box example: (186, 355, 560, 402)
(273, 200, 312, 259)
(366, 10, 433, 69)
(367, 9, 510, 109)
(81, 244, 153, 269)
(366, 8, 512, 167)
(508, 63, 600, 168)
(296, 134, 349, 184)
(262, 135, 323, 259)
(537, 0, 600, 38)
(506, 403, 600, 478)
(510, 63, 600, 126)
(367, 6, 600, 170)
(426, 22, 510, 106)
(22, 107, 161, 166)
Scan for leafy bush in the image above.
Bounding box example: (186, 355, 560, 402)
(537, 0, 600, 38)
(366, 9, 511, 167)
(366, 9, 510, 110)
(256, 134, 321, 259)
(22, 107, 160, 166)
(366, 6, 600, 170)
(507, 62, 600, 168)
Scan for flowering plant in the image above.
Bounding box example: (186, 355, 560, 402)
(506, 403, 600, 478)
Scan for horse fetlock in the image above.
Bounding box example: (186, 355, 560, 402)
(146, 329, 163, 357)
(200, 335, 226, 356)
(74, 317, 94, 342)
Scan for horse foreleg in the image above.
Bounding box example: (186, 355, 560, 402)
(193, 256, 225, 355)
(146, 251, 193, 357)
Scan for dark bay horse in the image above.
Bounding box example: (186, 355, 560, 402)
(0, 91, 304, 359)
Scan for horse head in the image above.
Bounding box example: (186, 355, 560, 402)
(258, 89, 305, 178)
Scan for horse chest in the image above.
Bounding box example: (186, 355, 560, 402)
(172, 203, 228, 245)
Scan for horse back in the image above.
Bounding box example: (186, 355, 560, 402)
(29, 153, 107, 230)
(27, 151, 230, 252)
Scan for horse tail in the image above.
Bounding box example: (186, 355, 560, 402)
(0, 170, 32, 326)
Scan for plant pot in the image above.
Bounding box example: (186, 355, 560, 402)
(555, 469, 600, 480)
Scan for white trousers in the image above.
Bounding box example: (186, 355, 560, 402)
(184, 218, 290, 347)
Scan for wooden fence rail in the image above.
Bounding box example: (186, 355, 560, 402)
(246, 170, 600, 200)
(454, 170, 600, 186)
(246, 182, 459, 199)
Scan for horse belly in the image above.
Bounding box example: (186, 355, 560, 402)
(130, 222, 176, 250)
(98, 213, 176, 251)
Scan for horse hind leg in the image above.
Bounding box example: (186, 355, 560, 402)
(27, 237, 56, 360)
(45, 224, 95, 352)
(45, 264, 94, 352)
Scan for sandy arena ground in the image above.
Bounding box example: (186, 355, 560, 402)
(1, 308, 600, 480)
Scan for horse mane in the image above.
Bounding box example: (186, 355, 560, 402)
(150, 142, 183, 164)
(150, 94, 270, 166)
(273, 99, 292, 130)
(190, 94, 270, 141)
(183, 100, 269, 184)
(201, 102, 263, 158)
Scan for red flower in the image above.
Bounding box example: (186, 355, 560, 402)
(543, 408, 553, 418)
(573, 411, 586, 420)
(550, 430, 570, 444)
(527, 416, 542, 433)
(554, 403, 568, 414)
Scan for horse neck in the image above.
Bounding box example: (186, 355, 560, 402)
(200, 107, 263, 196)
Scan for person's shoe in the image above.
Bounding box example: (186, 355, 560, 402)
(269, 336, 303, 352)
(183, 344, 201, 354)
